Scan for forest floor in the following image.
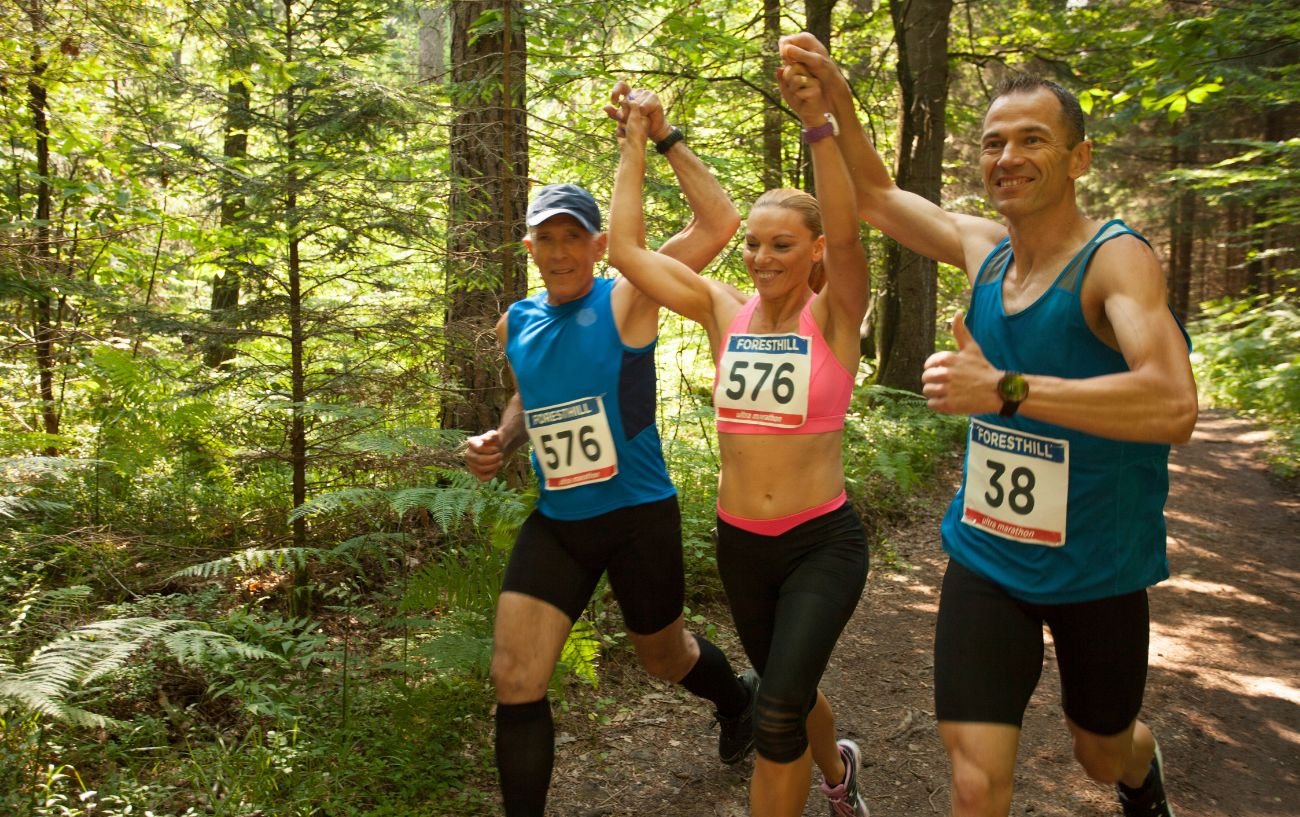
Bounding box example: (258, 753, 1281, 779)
(528, 409, 1299, 817)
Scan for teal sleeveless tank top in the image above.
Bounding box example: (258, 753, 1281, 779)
(506, 276, 675, 520)
(941, 220, 1184, 603)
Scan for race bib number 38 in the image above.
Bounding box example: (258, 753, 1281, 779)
(525, 396, 618, 490)
(714, 333, 812, 428)
(961, 418, 1069, 546)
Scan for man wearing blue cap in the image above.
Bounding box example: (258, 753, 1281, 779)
(465, 84, 756, 817)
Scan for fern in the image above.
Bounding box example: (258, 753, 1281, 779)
(559, 620, 601, 689)
(0, 496, 71, 518)
(288, 487, 387, 522)
(349, 426, 466, 456)
(170, 547, 317, 580)
(0, 616, 278, 729)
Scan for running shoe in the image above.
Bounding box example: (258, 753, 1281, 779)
(818, 738, 870, 817)
(716, 668, 758, 764)
(1117, 741, 1176, 817)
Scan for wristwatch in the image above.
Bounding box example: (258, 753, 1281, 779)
(654, 127, 685, 155)
(802, 112, 840, 144)
(997, 371, 1028, 417)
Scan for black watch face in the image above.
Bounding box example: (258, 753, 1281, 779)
(999, 373, 1028, 402)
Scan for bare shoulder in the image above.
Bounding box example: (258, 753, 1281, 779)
(495, 310, 510, 346)
(951, 213, 1008, 279)
(1087, 232, 1167, 299)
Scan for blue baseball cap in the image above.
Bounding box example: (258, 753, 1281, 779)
(526, 183, 602, 234)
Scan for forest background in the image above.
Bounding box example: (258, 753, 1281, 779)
(1, 0, 1296, 815)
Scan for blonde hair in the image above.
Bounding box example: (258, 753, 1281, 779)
(750, 188, 823, 237)
(750, 188, 826, 292)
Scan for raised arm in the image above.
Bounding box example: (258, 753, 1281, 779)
(779, 33, 1004, 277)
(604, 82, 741, 272)
(607, 102, 731, 337)
(776, 55, 869, 329)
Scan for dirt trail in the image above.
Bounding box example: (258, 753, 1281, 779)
(539, 410, 1300, 816)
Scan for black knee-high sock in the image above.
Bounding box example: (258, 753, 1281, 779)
(495, 698, 553, 817)
(678, 634, 748, 716)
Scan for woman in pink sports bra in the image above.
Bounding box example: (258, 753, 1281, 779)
(608, 52, 874, 817)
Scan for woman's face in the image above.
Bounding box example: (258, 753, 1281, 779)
(742, 206, 823, 297)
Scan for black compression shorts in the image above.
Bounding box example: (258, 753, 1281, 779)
(501, 496, 684, 636)
(934, 558, 1149, 736)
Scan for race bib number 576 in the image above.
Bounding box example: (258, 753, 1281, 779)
(714, 333, 812, 428)
(961, 419, 1069, 546)
(525, 396, 618, 490)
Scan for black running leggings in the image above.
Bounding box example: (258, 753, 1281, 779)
(715, 503, 868, 763)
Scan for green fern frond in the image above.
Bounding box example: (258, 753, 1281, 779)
(289, 487, 387, 522)
(0, 496, 71, 518)
(0, 616, 279, 729)
(170, 547, 317, 580)
(409, 609, 493, 678)
(3, 585, 94, 645)
(559, 620, 601, 689)
(349, 426, 465, 456)
(161, 628, 280, 666)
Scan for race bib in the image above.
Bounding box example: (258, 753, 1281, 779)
(524, 396, 618, 490)
(714, 333, 812, 428)
(961, 418, 1069, 546)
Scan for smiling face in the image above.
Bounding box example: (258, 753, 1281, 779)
(980, 87, 1092, 219)
(523, 214, 607, 305)
(742, 201, 824, 299)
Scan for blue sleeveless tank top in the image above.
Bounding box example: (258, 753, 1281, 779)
(506, 276, 675, 520)
(941, 219, 1183, 603)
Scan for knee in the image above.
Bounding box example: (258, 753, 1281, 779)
(634, 628, 695, 682)
(949, 762, 1004, 814)
(1073, 741, 1127, 784)
(490, 648, 549, 704)
(752, 691, 808, 763)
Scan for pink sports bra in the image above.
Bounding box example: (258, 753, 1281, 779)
(713, 295, 854, 435)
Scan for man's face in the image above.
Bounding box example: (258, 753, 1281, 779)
(979, 87, 1091, 218)
(523, 214, 607, 305)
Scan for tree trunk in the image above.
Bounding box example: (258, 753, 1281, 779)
(417, 5, 447, 83)
(762, 0, 782, 190)
(1167, 132, 1196, 323)
(282, 0, 311, 613)
(877, 0, 951, 393)
(27, 4, 58, 454)
(797, 0, 837, 194)
(442, 0, 528, 433)
(206, 3, 252, 369)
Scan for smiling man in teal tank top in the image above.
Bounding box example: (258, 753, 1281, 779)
(782, 35, 1197, 817)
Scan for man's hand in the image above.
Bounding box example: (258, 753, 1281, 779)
(465, 429, 505, 482)
(604, 80, 671, 143)
(922, 312, 1002, 416)
(779, 33, 837, 86)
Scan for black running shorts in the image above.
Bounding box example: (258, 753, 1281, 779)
(934, 558, 1150, 736)
(501, 496, 684, 636)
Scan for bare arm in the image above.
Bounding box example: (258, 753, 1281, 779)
(607, 102, 731, 336)
(464, 314, 530, 481)
(780, 34, 1005, 277)
(776, 56, 869, 332)
(921, 238, 1198, 443)
(604, 83, 740, 272)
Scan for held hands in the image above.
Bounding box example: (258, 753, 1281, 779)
(776, 60, 828, 127)
(604, 80, 670, 146)
(465, 428, 504, 482)
(921, 312, 1003, 416)
(778, 33, 842, 93)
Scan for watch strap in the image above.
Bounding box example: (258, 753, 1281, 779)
(654, 127, 685, 155)
(802, 112, 840, 144)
